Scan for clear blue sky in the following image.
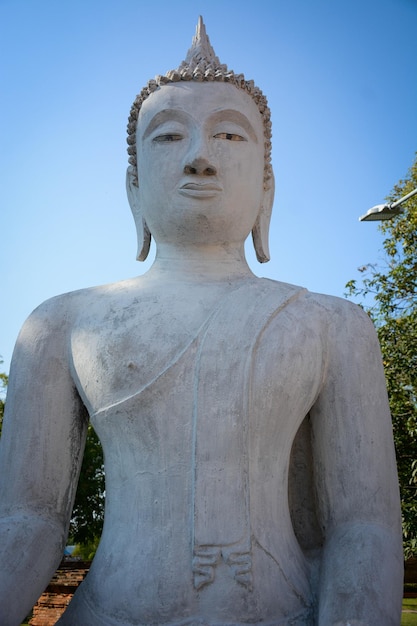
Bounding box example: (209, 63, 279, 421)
(1, 0, 416, 374)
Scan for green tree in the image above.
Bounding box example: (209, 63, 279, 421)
(346, 153, 417, 558)
(69, 424, 105, 548)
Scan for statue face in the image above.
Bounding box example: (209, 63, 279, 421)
(134, 81, 265, 247)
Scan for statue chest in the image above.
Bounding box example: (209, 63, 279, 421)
(70, 282, 323, 424)
(70, 300, 323, 444)
(70, 295, 213, 416)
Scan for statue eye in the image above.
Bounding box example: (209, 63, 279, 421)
(213, 132, 246, 142)
(153, 134, 183, 142)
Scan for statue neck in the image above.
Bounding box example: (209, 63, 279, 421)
(146, 241, 255, 284)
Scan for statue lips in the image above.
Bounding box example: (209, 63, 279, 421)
(179, 182, 222, 198)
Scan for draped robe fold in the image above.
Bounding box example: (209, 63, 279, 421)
(59, 278, 316, 625)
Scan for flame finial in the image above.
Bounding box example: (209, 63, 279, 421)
(183, 16, 220, 69)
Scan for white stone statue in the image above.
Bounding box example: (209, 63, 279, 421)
(0, 17, 403, 625)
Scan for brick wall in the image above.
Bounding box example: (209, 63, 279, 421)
(29, 560, 90, 626)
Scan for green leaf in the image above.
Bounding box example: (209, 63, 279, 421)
(346, 153, 417, 558)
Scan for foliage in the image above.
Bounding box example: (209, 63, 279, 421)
(68, 424, 105, 547)
(71, 536, 101, 561)
(346, 153, 417, 559)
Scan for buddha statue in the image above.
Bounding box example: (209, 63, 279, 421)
(0, 17, 403, 625)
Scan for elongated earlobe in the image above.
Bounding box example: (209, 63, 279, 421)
(126, 167, 152, 262)
(252, 172, 275, 263)
(135, 218, 152, 262)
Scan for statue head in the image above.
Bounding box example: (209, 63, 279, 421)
(126, 17, 274, 263)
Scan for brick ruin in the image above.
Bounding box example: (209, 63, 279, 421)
(29, 560, 90, 626)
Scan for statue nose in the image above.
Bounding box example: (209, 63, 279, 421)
(184, 157, 217, 177)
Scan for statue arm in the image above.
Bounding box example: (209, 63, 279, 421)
(310, 299, 403, 625)
(0, 298, 88, 626)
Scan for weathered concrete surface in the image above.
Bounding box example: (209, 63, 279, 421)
(0, 18, 403, 626)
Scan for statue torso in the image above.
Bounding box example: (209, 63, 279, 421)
(62, 276, 326, 625)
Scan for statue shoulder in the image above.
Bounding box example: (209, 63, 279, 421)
(257, 278, 365, 321)
(264, 280, 367, 322)
(257, 280, 376, 348)
(17, 282, 125, 361)
(306, 290, 375, 333)
(302, 291, 381, 369)
(25, 285, 99, 330)
(25, 276, 139, 330)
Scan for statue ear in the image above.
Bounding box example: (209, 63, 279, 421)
(251, 171, 275, 263)
(126, 167, 151, 262)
